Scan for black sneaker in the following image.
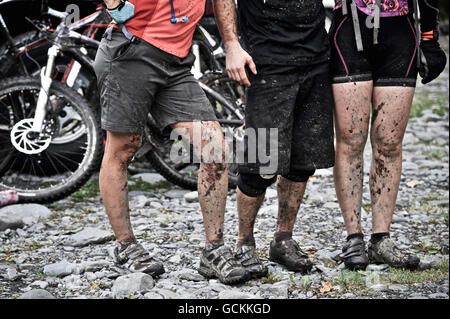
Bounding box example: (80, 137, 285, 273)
(269, 238, 312, 273)
(335, 236, 369, 271)
(198, 243, 250, 285)
(235, 244, 268, 279)
(113, 241, 165, 276)
(368, 236, 420, 270)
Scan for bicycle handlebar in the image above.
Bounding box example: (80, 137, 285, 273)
(47, 7, 69, 20)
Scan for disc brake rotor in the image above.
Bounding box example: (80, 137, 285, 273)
(10, 119, 52, 155)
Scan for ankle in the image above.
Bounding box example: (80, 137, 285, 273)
(347, 232, 364, 241)
(237, 237, 256, 248)
(274, 231, 293, 242)
(370, 232, 390, 244)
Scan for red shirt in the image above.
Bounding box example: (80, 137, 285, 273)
(124, 0, 206, 58)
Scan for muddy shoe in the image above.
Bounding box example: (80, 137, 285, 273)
(335, 235, 369, 271)
(368, 235, 420, 270)
(235, 245, 268, 279)
(269, 238, 312, 273)
(113, 241, 165, 276)
(198, 243, 250, 285)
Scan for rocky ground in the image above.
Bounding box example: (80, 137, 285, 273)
(0, 40, 449, 300)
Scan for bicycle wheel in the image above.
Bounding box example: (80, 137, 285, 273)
(144, 81, 244, 190)
(0, 76, 103, 203)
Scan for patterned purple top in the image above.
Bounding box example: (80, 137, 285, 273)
(335, 0, 409, 17)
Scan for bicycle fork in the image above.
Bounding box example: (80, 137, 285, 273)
(30, 45, 60, 135)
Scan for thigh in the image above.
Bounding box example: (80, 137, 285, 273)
(371, 15, 418, 88)
(152, 74, 217, 134)
(238, 72, 299, 175)
(333, 79, 373, 144)
(94, 31, 160, 134)
(370, 86, 415, 149)
(290, 63, 335, 171)
(329, 9, 373, 84)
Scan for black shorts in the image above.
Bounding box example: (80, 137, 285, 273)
(93, 30, 217, 134)
(329, 8, 418, 87)
(238, 62, 335, 176)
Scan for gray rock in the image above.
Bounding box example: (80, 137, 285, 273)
(18, 289, 56, 299)
(153, 288, 181, 299)
(179, 271, 205, 282)
(82, 261, 110, 272)
(0, 204, 52, 225)
(43, 261, 77, 277)
(388, 284, 409, 292)
(112, 273, 155, 298)
(64, 227, 114, 247)
(184, 191, 199, 203)
(0, 213, 24, 231)
(131, 173, 166, 184)
(5, 267, 20, 281)
(366, 264, 389, 272)
(218, 289, 262, 299)
(144, 291, 164, 299)
(164, 189, 190, 199)
(369, 284, 388, 292)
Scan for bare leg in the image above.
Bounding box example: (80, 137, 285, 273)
(100, 131, 142, 242)
(276, 176, 307, 233)
(237, 187, 265, 242)
(370, 87, 415, 233)
(171, 121, 228, 243)
(333, 81, 373, 236)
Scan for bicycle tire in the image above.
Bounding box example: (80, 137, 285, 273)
(0, 76, 103, 203)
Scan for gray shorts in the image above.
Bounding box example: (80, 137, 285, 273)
(93, 30, 217, 134)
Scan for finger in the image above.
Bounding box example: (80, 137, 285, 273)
(247, 57, 257, 75)
(237, 67, 251, 87)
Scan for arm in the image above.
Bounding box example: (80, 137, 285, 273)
(212, 0, 257, 86)
(417, 0, 447, 84)
(418, 0, 439, 39)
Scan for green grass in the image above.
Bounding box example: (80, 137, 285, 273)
(261, 273, 283, 284)
(70, 176, 174, 202)
(327, 259, 449, 293)
(410, 92, 449, 118)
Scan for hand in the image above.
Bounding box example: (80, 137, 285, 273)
(225, 41, 257, 87)
(419, 39, 447, 84)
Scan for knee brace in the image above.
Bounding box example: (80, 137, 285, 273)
(282, 169, 316, 183)
(237, 173, 277, 198)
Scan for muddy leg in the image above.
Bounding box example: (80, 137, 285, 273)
(172, 121, 228, 243)
(370, 87, 415, 233)
(100, 131, 142, 242)
(276, 176, 307, 233)
(237, 188, 265, 243)
(333, 81, 372, 235)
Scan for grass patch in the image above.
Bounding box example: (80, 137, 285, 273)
(71, 179, 100, 202)
(382, 260, 449, 285)
(128, 176, 173, 193)
(331, 270, 367, 291)
(410, 92, 449, 118)
(261, 273, 283, 284)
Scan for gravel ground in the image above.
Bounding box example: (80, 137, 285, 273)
(0, 39, 448, 300)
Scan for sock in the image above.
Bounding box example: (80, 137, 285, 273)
(237, 237, 256, 248)
(347, 233, 364, 241)
(274, 231, 293, 242)
(371, 232, 390, 244)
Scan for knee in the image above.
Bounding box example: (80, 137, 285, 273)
(200, 121, 228, 164)
(337, 131, 368, 156)
(372, 138, 403, 158)
(109, 134, 142, 166)
(238, 173, 277, 197)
